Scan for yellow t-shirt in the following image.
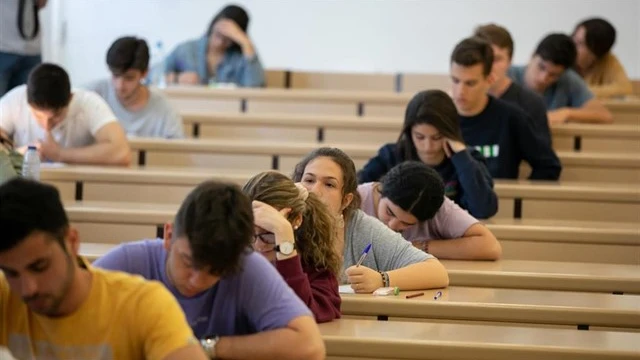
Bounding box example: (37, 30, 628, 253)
(0, 260, 198, 360)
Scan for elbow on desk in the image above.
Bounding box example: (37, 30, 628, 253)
(112, 145, 132, 166)
(299, 338, 326, 360)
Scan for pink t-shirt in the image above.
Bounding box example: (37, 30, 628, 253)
(358, 182, 479, 242)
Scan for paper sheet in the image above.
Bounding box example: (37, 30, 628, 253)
(339, 284, 355, 294)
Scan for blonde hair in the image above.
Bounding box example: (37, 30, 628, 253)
(242, 171, 341, 275)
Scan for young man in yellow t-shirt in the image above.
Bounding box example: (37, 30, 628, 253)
(0, 178, 208, 360)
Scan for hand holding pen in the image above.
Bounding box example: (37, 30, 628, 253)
(345, 244, 383, 293)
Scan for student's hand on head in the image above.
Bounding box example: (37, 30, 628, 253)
(38, 132, 61, 162)
(216, 19, 249, 45)
(177, 72, 200, 85)
(345, 265, 384, 293)
(548, 108, 571, 125)
(252, 200, 292, 238)
(444, 139, 466, 158)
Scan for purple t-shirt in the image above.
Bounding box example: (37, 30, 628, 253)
(93, 239, 312, 338)
(358, 182, 479, 242)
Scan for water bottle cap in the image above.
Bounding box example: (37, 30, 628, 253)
(27, 145, 37, 150)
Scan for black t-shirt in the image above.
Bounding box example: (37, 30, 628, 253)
(500, 82, 552, 146)
(459, 96, 561, 180)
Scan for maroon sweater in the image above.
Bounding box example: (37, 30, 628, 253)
(276, 256, 341, 323)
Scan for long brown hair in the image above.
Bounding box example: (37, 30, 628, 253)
(243, 171, 341, 275)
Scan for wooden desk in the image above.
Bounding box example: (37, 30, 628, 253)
(441, 259, 640, 294)
(126, 137, 640, 183)
(340, 287, 640, 330)
(181, 111, 640, 153)
(319, 319, 639, 360)
(65, 201, 639, 265)
(164, 86, 640, 121)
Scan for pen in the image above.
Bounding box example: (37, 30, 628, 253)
(355, 243, 372, 267)
(433, 291, 442, 300)
(406, 292, 425, 299)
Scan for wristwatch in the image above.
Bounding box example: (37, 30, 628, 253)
(200, 335, 219, 359)
(274, 241, 295, 255)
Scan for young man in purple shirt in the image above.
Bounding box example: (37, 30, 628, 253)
(94, 181, 325, 360)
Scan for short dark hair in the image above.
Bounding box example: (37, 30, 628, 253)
(292, 147, 361, 221)
(27, 63, 72, 110)
(172, 180, 254, 277)
(534, 33, 577, 69)
(106, 36, 150, 75)
(379, 161, 445, 222)
(574, 18, 616, 58)
(474, 23, 515, 59)
(451, 37, 494, 76)
(0, 178, 69, 253)
(396, 89, 463, 162)
(206, 4, 250, 53)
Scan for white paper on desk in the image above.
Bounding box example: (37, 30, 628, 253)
(40, 162, 65, 168)
(339, 285, 355, 294)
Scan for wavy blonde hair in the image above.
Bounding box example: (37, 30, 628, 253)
(242, 171, 341, 275)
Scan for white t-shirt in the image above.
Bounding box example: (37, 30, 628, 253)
(0, 85, 117, 148)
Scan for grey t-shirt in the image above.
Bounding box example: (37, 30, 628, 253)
(84, 79, 184, 139)
(344, 209, 433, 274)
(500, 82, 552, 146)
(509, 65, 593, 110)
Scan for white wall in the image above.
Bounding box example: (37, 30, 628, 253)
(49, 0, 640, 85)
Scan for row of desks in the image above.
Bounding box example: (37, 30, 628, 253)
(179, 111, 640, 153)
(43, 165, 640, 223)
(121, 137, 640, 184)
(163, 86, 640, 125)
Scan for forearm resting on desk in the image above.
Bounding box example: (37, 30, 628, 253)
(388, 259, 449, 290)
(422, 224, 502, 260)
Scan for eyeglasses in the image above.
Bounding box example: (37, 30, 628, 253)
(254, 232, 276, 245)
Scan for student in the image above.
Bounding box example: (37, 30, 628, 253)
(293, 147, 449, 294)
(85, 37, 184, 138)
(163, 4, 264, 87)
(450, 37, 561, 180)
(0, 63, 131, 165)
(0, 178, 208, 360)
(94, 180, 325, 360)
(0, 0, 46, 96)
(242, 171, 342, 323)
(474, 24, 552, 144)
(572, 18, 633, 98)
(359, 161, 501, 260)
(509, 33, 613, 124)
(359, 89, 498, 219)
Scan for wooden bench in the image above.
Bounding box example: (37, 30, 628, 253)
(164, 86, 640, 122)
(340, 287, 640, 331)
(319, 319, 638, 360)
(66, 201, 639, 265)
(125, 138, 640, 183)
(45, 165, 639, 222)
(180, 111, 640, 153)
(441, 259, 640, 294)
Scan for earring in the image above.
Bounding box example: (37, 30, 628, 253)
(294, 225, 299, 230)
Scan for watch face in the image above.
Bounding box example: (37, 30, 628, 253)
(279, 241, 294, 255)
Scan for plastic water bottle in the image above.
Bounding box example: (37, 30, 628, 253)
(151, 41, 167, 88)
(22, 146, 40, 180)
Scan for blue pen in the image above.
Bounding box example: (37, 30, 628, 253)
(355, 243, 372, 267)
(433, 291, 442, 300)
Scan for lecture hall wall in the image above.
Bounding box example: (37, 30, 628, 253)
(40, 0, 640, 85)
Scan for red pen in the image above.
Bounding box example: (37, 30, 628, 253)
(405, 292, 425, 299)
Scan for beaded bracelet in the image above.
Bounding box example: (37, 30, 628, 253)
(379, 271, 390, 287)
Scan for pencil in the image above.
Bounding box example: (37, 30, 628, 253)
(405, 292, 425, 299)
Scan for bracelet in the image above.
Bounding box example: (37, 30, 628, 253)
(379, 271, 390, 287)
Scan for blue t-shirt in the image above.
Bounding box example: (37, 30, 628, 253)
(508, 65, 594, 110)
(93, 239, 311, 338)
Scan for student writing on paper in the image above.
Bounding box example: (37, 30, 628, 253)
(293, 147, 449, 294)
(358, 89, 498, 219)
(0, 178, 209, 360)
(359, 161, 501, 260)
(94, 180, 325, 360)
(243, 171, 342, 323)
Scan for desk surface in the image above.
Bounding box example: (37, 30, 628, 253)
(319, 319, 640, 360)
(340, 287, 640, 328)
(442, 259, 640, 294)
